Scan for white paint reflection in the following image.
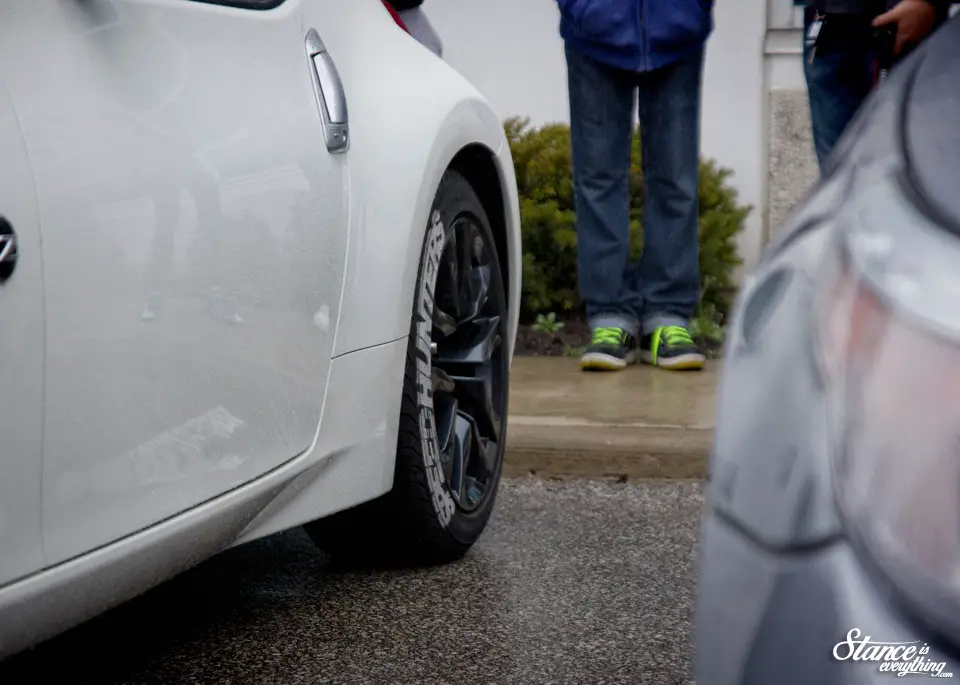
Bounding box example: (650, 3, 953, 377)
(313, 304, 331, 332)
(56, 406, 247, 499)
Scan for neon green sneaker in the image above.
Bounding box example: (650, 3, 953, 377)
(640, 325, 705, 370)
(580, 327, 638, 371)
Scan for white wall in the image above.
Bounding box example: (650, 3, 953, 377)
(427, 0, 770, 271)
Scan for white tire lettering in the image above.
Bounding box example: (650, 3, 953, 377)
(416, 209, 456, 527)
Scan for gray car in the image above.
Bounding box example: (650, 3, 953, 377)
(695, 13, 960, 684)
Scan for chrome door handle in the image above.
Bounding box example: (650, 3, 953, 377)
(305, 28, 349, 154)
(0, 216, 17, 283)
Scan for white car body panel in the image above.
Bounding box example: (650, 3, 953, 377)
(0, 81, 45, 587)
(0, 0, 521, 659)
(0, 337, 407, 658)
(305, 0, 520, 359)
(3, 0, 350, 565)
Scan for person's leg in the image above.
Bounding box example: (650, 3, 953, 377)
(803, 9, 873, 172)
(634, 47, 705, 370)
(566, 44, 641, 371)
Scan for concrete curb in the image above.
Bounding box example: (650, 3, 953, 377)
(503, 417, 711, 480)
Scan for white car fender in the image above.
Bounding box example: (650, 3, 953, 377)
(303, 0, 519, 358)
(334, 98, 515, 358)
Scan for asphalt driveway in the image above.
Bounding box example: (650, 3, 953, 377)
(0, 478, 703, 685)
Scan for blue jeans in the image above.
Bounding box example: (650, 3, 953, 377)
(802, 9, 874, 172)
(566, 45, 703, 338)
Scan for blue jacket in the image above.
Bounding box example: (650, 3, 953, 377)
(559, 0, 713, 72)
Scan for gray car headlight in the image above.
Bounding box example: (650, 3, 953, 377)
(815, 164, 960, 634)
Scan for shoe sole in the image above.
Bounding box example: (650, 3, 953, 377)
(640, 350, 705, 370)
(580, 350, 637, 371)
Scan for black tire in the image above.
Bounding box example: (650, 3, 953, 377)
(304, 169, 509, 564)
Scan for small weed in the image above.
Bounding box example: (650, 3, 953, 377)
(533, 312, 565, 335)
(690, 302, 726, 359)
(690, 302, 725, 344)
(563, 344, 586, 358)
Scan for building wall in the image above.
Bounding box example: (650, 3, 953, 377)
(426, 0, 817, 273)
(765, 1, 819, 242)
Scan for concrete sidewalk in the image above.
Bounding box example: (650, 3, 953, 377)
(504, 357, 716, 479)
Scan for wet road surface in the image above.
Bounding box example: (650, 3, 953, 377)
(0, 478, 703, 685)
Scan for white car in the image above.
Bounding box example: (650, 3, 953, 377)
(0, 0, 521, 659)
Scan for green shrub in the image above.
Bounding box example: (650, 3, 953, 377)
(504, 116, 751, 327)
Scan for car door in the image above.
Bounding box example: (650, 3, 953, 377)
(2, 0, 350, 564)
(0, 77, 45, 585)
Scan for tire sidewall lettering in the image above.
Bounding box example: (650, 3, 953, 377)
(416, 209, 456, 527)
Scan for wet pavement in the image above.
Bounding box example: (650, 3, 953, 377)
(506, 357, 716, 479)
(510, 357, 716, 427)
(0, 478, 703, 685)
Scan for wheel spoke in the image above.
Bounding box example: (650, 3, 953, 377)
(434, 394, 457, 457)
(455, 224, 490, 324)
(431, 365, 456, 395)
(449, 412, 475, 504)
(432, 304, 458, 339)
(449, 411, 493, 508)
(479, 438, 499, 482)
(447, 373, 501, 442)
(434, 316, 501, 365)
(437, 228, 461, 321)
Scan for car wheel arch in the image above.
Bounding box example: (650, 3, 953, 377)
(447, 143, 512, 320)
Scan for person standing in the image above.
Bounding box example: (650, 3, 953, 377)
(804, 0, 949, 172)
(560, 0, 714, 372)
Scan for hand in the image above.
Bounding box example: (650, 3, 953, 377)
(872, 0, 937, 54)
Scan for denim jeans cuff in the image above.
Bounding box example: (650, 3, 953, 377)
(587, 314, 639, 338)
(641, 314, 688, 336)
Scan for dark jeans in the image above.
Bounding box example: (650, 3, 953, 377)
(803, 9, 876, 171)
(566, 45, 703, 337)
